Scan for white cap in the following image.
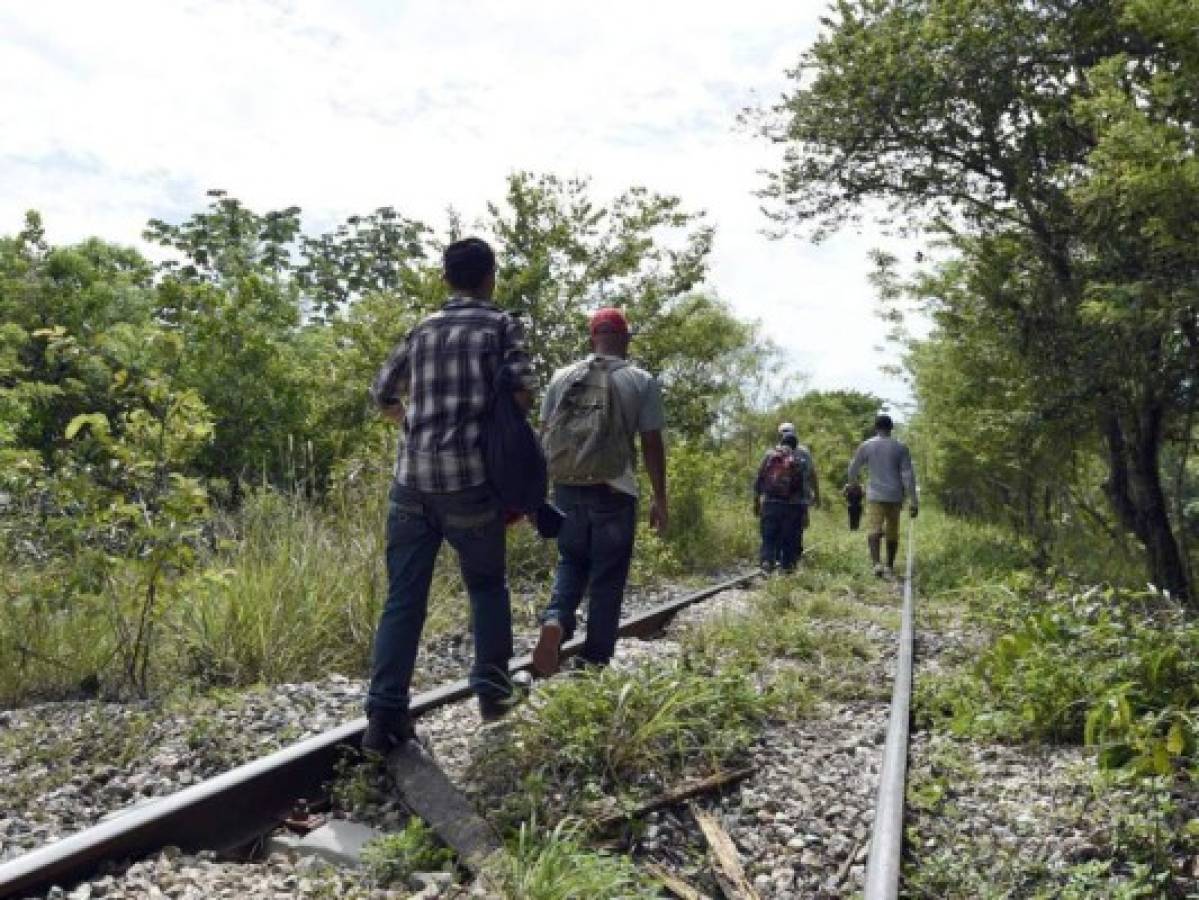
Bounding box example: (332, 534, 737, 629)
(778, 422, 796, 436)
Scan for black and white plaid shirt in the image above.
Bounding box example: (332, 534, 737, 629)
(370, 297, 537, 493)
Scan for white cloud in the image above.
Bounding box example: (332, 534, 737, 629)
(0, 0, 923, 408)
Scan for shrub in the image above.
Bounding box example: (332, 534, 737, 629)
(916, 583, 1199, 777)
(361, 818, 454, 887)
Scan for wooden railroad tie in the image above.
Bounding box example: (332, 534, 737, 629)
(385, 740, 505, 882)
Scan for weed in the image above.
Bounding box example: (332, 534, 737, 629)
(494, 819, 659, 900)
(328, 753, 390, 815)
(0, 705, 160, 805)
(471, 663, 767, 827)
(361, 818, 454, 887)
(915, 583, 1199, 780)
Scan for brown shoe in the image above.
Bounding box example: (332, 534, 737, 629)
(532, 619, 563, 677)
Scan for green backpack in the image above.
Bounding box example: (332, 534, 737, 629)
(543, 359, 634, 484)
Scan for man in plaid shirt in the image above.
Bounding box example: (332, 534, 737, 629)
(363, 237, 536, 754)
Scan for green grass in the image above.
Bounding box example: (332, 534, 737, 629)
(470, 662, 769, 828)
(0, 458, 761, 704)
(492, 820, 659, 900)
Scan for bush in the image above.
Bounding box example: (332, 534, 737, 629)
(916, 583, 1199, 776)
(661, 442, 757, 572)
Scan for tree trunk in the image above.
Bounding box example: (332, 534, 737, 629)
(1102, 411, 1193, 603)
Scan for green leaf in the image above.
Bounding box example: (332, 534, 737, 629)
(65, 413, 110, 440)
(1166, 719, 1185, 755)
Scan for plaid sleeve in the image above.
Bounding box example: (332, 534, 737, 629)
(500, 314, 538, 393)
(369, 335, 411, 409)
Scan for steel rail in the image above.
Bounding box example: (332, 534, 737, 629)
(0, 570, 759, 899)
(863, 519, 917, 899)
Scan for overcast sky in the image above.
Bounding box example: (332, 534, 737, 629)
(0, 0, 922, 410)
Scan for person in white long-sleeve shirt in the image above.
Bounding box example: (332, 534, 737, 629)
(846, 414, 918, 578)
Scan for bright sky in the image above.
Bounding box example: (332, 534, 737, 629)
(0, 0, 921, 409)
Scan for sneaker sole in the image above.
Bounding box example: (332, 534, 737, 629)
(532, 621, 563, 677)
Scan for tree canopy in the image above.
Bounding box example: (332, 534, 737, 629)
(758, 0, 1199, 600)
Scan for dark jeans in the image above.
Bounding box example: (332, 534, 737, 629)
(760, 500, 805, 572)
(540, 484, 637, 666)
(366, 481, 512, 716)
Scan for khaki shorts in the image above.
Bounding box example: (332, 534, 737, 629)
(866, 501, 902, 542)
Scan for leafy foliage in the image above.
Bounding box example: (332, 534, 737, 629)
(0, 171, 785, 703)
(360, 819, 454, 887)
(758, 0, 1199, 600)
(916, 583, 1199, 777)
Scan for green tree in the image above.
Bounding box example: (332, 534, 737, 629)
(757, 0, 1198, 599)
(0, 213, 156, 469)
(144, 193, 432, 496)
(485, 173, 771, 442)
(488, 172, 713, 389)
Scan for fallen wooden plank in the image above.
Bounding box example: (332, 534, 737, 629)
(385, 740, 503, 876)
(689, 804, 761, 900)
(646, 862, 715, 900)
(595, 767, 756, 831)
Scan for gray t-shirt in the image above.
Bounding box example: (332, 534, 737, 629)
(541, 354, 665, 497)
(848, 435, 917, 504)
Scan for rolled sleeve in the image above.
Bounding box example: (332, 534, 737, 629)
(902, 447, 918, 503)
(847, 442, 867, 484)
(501, 315, 538, 394)
(370, 337, 411, 409)
(637, 376, 665, 433)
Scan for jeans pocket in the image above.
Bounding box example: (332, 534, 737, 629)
(443, 489, 500, 535)
(386, 499, 429, 554)
(593, 505, 635, 553)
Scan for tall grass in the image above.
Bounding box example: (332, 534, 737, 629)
(2, 450, 1042, 705)
(179, 487, 390, 685)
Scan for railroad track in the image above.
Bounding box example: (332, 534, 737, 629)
(864, 520, 917, 900)
(0, 572, 760, 899)
(1, 531, 919, 900)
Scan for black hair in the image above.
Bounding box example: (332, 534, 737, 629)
(875, 413, 894, 432)
(443, 237, 496, 291)
(780, 433, 798, 448)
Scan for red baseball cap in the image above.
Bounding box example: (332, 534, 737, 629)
(589, 307, 630, 336)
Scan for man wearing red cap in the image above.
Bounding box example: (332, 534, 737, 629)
(532, 307, 668, 675)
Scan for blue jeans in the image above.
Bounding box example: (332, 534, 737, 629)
(540, 484, 636, 666)
(366, 481, 512, 716)
(760, 500, 805, 572)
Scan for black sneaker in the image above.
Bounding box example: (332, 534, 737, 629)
(361, 710, 416, 756)
(478, 694, 517, 724)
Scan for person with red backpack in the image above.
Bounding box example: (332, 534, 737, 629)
(753, 425, 812, 573)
